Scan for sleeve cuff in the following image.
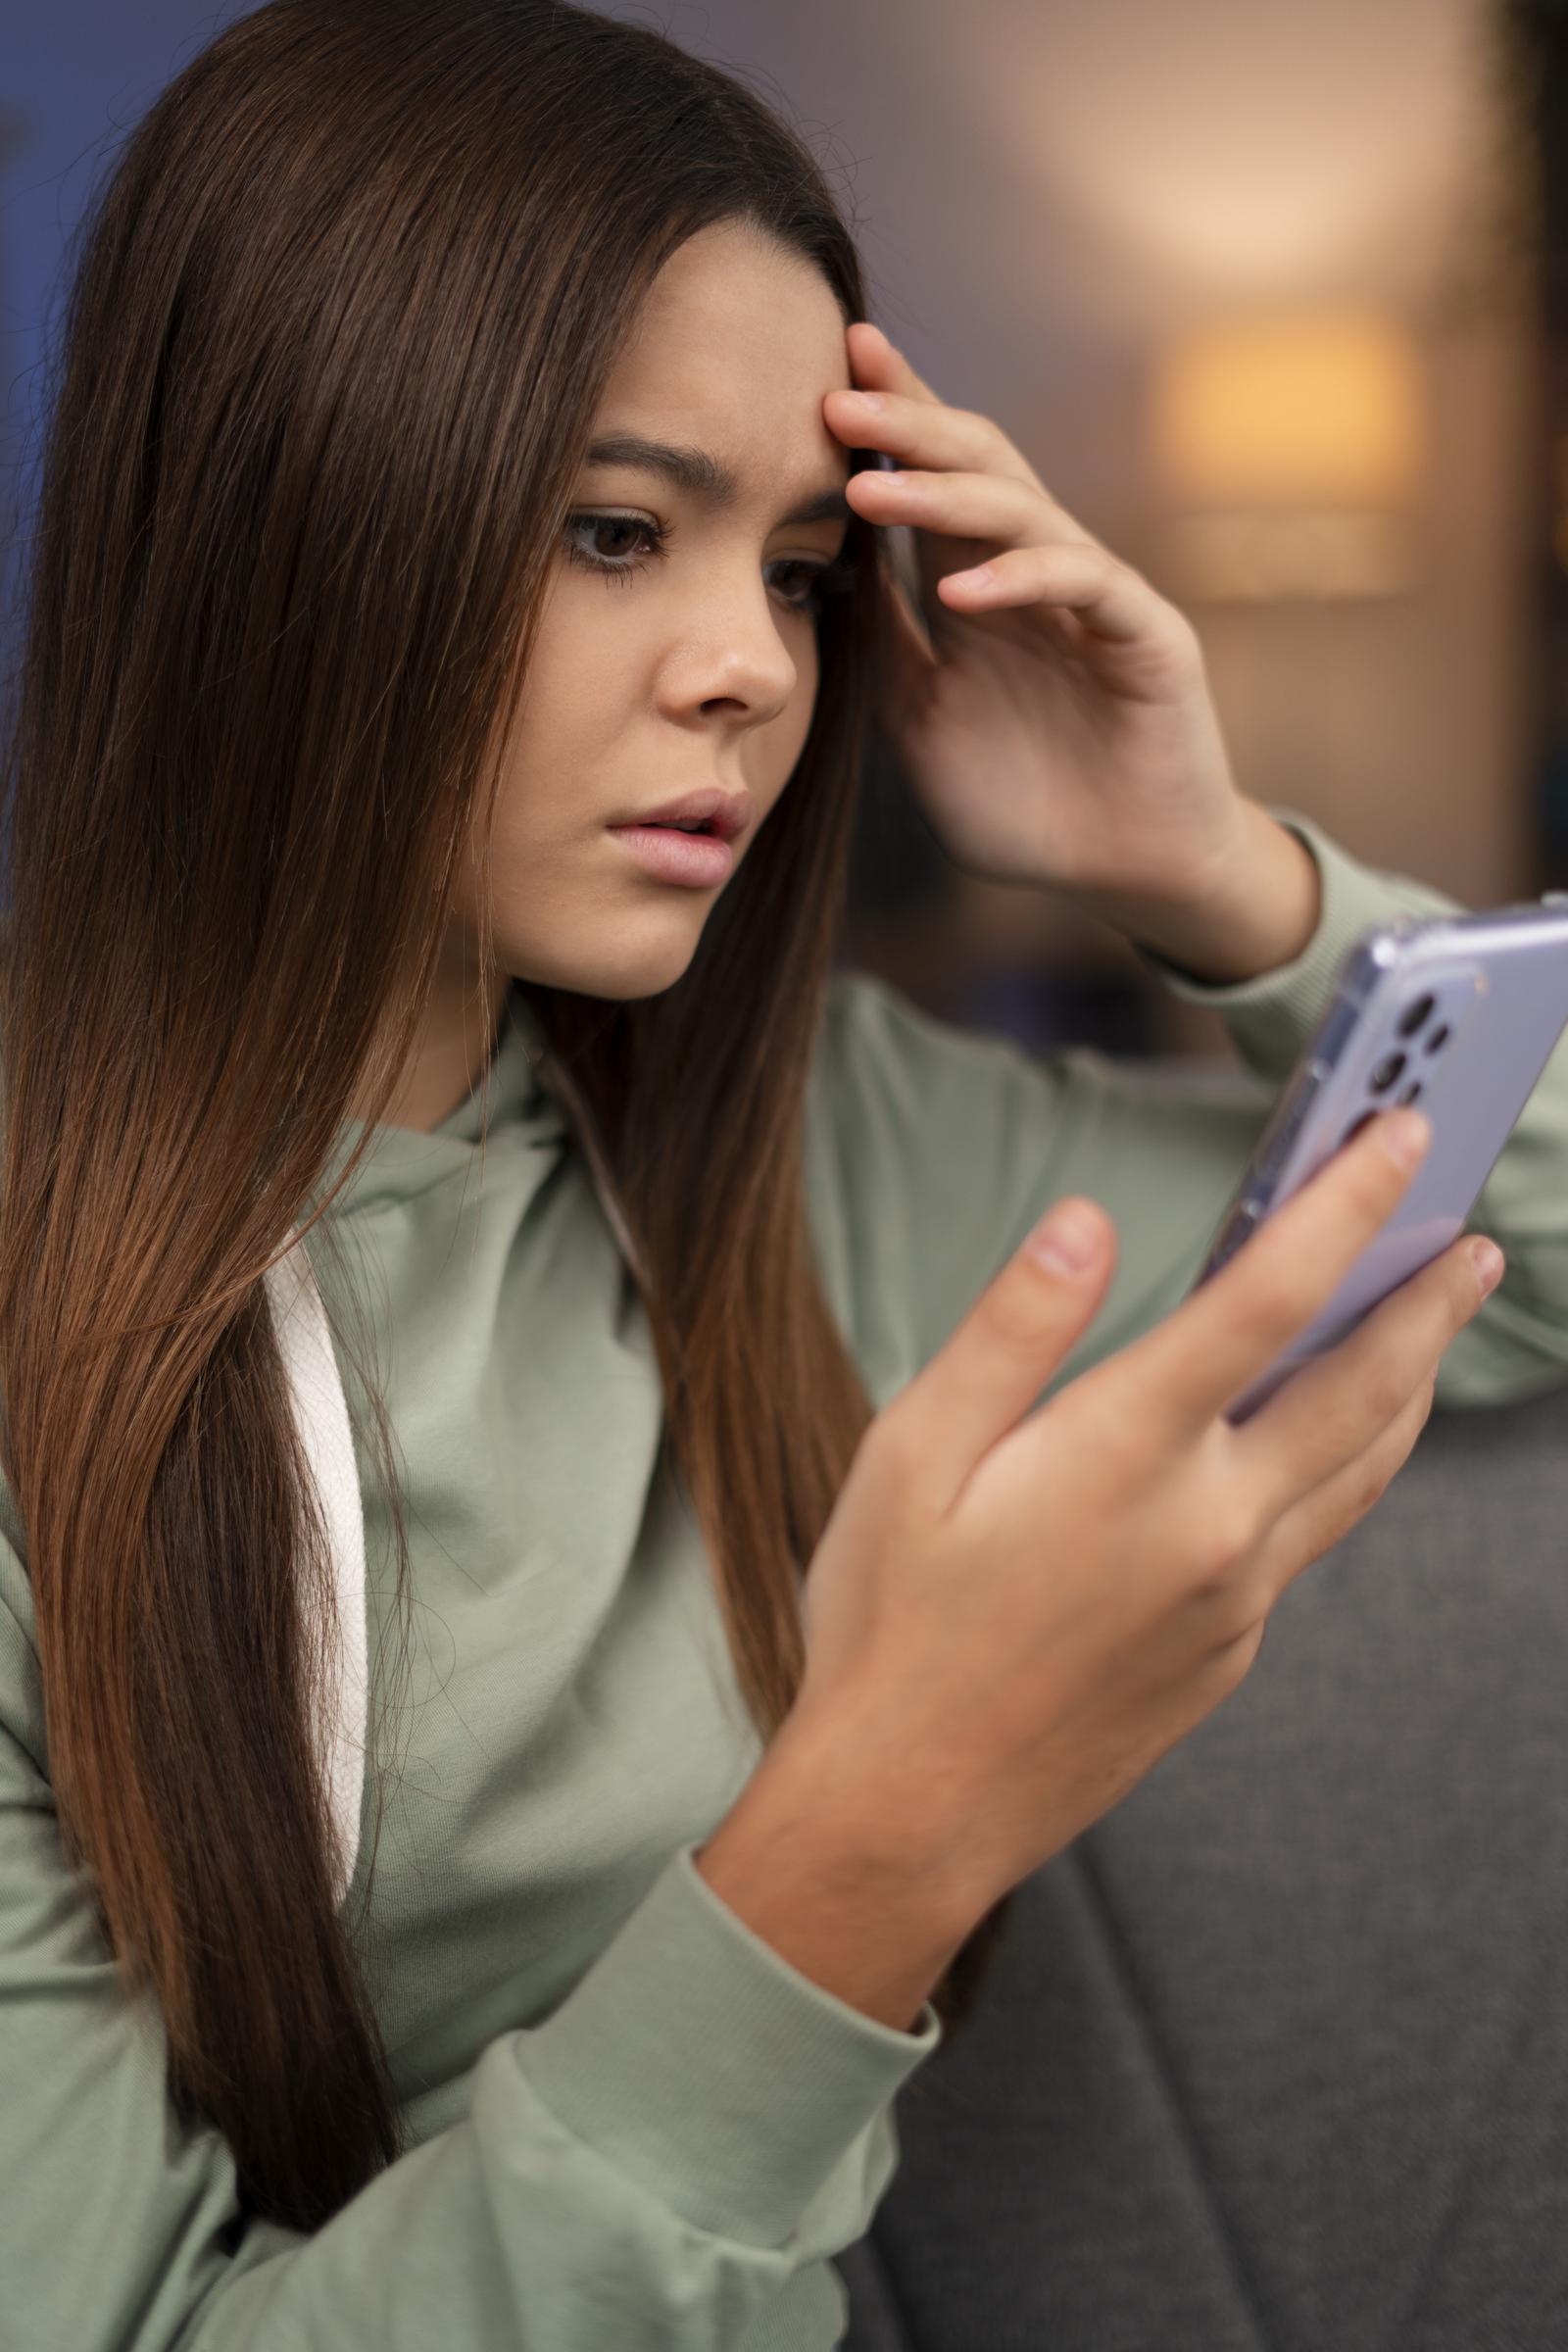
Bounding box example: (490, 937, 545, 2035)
(1135, 803, 1462, 1077)
(513, 1838, 943, 2248)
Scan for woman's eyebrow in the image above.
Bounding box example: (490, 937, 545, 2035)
(583, 433, 851, 526)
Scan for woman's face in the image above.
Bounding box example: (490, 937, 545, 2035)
(476, 219, 856, 1003)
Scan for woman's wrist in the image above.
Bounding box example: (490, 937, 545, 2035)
(1071, 799, 1323, 986)
(693, 1705, 982, 2033)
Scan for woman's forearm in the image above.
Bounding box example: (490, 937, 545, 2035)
(693, 1708, 979, 2034)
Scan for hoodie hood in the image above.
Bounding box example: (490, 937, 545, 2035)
(264, 986, 643, 1906)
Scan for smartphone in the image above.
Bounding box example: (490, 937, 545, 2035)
(1189, 889, 1568, 1425)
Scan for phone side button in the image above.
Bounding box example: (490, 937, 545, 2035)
(1211, 1198, 1264, 1269)
(1257, 1059, 1329, 1187)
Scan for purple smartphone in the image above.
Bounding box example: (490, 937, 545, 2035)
(1191, 890, 1568, 1425)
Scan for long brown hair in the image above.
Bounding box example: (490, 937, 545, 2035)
(0, 0, 1010, 2231)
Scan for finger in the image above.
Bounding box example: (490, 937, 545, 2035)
(935, 541, 1182, 649)
(825, 383, 1049, 503)
(839, 323, 1101, 542)
(845, 318, 949, 411)
(1114, 1104, 1432, 1443)
(845, 463, 1093, 565)
(876, 1195, 1118, 1519)
(1246, 1363, 1438, 1616)
(1233, 1230, 1494, 1512)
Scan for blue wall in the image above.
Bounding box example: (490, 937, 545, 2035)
(2, 5, 252, 657)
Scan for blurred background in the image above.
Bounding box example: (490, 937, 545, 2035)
(6, 0, 1568, 1064)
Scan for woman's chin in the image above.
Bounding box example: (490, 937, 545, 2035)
(525, 918, 710, 1002)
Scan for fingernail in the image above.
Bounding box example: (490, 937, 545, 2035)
(1471, 1239, 1504, 1296)
(1379, 1107, 1431, 1168)
(1027, 1200, 1101, 1274)
(843, 388, 884, 410)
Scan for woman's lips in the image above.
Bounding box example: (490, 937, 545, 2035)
(606, 823, 736, 888)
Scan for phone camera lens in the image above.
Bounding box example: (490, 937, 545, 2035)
(1369, 1050, 1407, 1093)
(1424, 1022, 1450, 1054)
(1396, 1079, 1423, 1105)
(1342, 1108, 1379, 1147)
(1397, 993, 1436, 1037)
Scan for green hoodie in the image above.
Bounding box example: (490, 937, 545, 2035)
(2, 807, 1567, 2352)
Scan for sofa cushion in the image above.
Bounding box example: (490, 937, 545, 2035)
(839, 1381, 1568, 2350)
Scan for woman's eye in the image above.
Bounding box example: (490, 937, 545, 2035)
(768, 560, 832, 610)
(563, 512, 846, 612)
(564, 514, 662, 574)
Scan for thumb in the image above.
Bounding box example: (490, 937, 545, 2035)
(891, 1197, 1115, 1515)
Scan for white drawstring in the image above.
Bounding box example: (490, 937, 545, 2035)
(264, 1235, 368, 1909)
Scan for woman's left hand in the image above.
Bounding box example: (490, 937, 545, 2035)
(824, 320, 1253, 915)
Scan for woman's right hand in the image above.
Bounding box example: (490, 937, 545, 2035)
(788, 1103, 1500, 1928)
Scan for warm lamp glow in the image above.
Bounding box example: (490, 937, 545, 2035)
(1151, 313, 1425, 599)
(1153, 314, 1425, 507)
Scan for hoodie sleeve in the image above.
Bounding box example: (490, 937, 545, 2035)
(0, 1561, 939, 2352)
(808, 804, 1568, 1412)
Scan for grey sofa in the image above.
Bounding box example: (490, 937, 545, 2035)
(834, 1378, 1568, 2351)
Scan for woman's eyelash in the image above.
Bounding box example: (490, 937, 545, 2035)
(563, 512, 855, 612)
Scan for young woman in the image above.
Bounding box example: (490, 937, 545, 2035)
(1, 5, 1562, 2348)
